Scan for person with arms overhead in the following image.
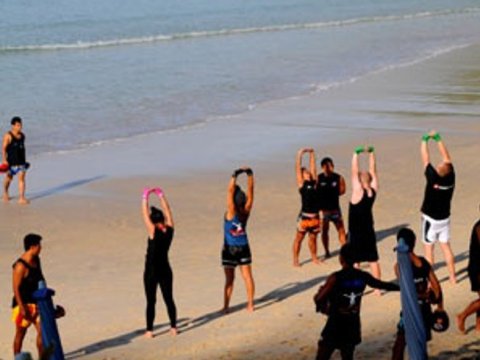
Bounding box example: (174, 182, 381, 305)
(348, 145, 381, 293)
(222, 167, 255, 313)
(292, 148, 321, 267)
(141, 187, 177, 337)
(420, 130, 456, 283)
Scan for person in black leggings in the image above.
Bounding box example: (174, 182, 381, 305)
(141, 187, 177, 338)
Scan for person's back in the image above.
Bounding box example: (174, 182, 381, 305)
(318, 172, 341, 212)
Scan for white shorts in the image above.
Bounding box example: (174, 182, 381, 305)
(421, 214, 450, 244)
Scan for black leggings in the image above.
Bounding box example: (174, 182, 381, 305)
(144, 266, 177, 331)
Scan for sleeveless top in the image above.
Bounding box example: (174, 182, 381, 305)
(299, 180, 318, 214)
(411, 257, 431, 298)
(145, 226, 174, 270)
(317, 173, 341, 211)
(6, 132, 26, 166)
(224, 214, 248, 247)
(348, 189, 376, 236)
(11, 258, 44, 307)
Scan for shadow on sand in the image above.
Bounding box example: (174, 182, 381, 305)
(30, 175, 105, 201)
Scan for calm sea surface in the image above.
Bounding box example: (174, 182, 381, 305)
(0, 0, 479, 154)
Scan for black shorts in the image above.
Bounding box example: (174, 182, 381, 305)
(222, 244, 252, 267)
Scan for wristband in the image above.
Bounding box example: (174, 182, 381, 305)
(153, 187, 164, 198)
(367, 146, 375, 153)
(232, 169, 243, 178)
(422, 134, 430, 142)
(354, 146, 364, 155)
(245, 168, 253, 176)
(432, 133, 442, 142)
(142, 187, 152, 200)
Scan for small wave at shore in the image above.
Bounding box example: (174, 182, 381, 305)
(2, 7, 479, 53)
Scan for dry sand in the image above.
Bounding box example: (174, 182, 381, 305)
(1, 45, 480, 359)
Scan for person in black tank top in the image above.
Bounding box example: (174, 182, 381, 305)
(317, 157, 347, 257)
(392, 228, 444, 360)
(420, 130, 457, 284)
(2, 117, 29, 204)
(12, 234, 45, 357)
(141, 187, 177, 338)
(348, 146, 382, 294)
(292, 148, 321, 267)
(456, 208, 480, 334)
(314, 243, 399, 360)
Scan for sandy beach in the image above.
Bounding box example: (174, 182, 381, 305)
(1, 44, 480, 360)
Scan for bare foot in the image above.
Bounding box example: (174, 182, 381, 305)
(18, 197, 29, 205)
(373, 289, 382, 297)
(450, 275, 457, 285)
(293, 259, 300, 267)
(246, 304, 254, 313)
(144, 331, 154, 339)
(312, 257, 322, 265)
(3, 194, 10, 202)
(456, 314, 466, 334)
(170, 328, 177, 336)
(324, 251, 331, 259)
(222, 307, 230, 315)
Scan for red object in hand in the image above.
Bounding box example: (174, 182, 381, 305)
(0, 164, 9, 173)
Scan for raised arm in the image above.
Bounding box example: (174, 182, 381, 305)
(226, 171, 239, 220)
(296, 148, 306, 188)
(421, 132, 432, 168)
(244, 168, 255, 213)
(157, 189, 174, 228)
(434, 133, 451, 164)
(368, 147, 378, 191)
(308, 149, 317, 183)
(351, 147, 363, 192)
(141, 188, 155, 237)
(2, 133, 11, 165)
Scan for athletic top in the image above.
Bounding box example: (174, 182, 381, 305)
(6, 132, 26, 166)
(328, 267, 399, 315)
(299, 180, 318, 214)
(421, 164, 455, 220)
(11, 258, 44, 307)
(411, 256, 431, 299)
(145, 226, 174, 269)
(468, 220, 480, 276)
(224, 214, 248, 247)
(317, 172, 341, 211)
(348, 189, 375, 236)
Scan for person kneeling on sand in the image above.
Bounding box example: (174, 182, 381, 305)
(314, 243, 399, 360)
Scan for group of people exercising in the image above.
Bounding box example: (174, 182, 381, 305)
(7, 117, 480, 360)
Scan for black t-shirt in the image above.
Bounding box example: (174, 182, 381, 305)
(6, 132, 26, 166)
(146, 226, 174, 269)
(421, 164, 455, 220)
(299, 180, 319, 214)
(317, 173, 341, 211)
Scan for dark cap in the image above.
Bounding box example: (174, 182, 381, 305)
(24, 233, 42, 251)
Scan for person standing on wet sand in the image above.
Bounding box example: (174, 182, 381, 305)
(348, 145, 381, 291)
(141, 187, 177, 338)
(420, 130, 456, 284)
(3, 116, 30, 204)
(456, 206, 480, 334)
(317, 157, 346, 258)
(292, 148, 322, 267)
(222, 167, 255, 313)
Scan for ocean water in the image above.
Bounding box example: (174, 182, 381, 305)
(0, 0, 479, 155)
